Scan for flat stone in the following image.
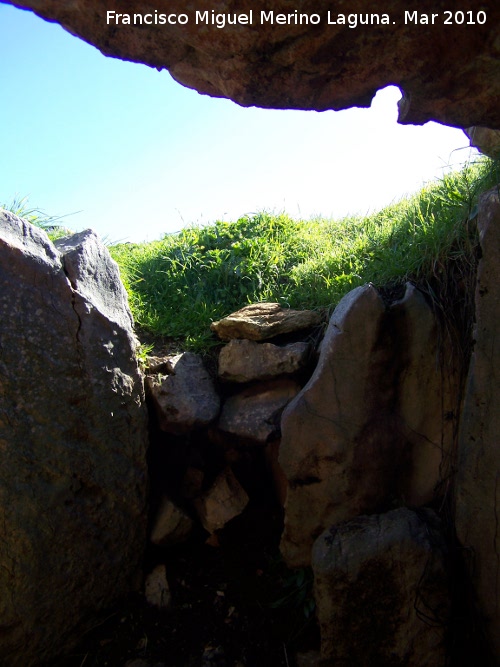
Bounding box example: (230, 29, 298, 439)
(218, 338, 310, 382)
(211, 303, 321, 341)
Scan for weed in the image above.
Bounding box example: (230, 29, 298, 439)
(109, 157, 498, 351)
(1, 195, 74, 240)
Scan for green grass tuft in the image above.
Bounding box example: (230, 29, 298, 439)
(1, 195, 73, 240)
(110, 157, 499, 352)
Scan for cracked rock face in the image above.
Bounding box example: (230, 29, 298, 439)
(7, 0, 500, 128)
(0, 212, 148, 666)
(279, 283, 459, 568)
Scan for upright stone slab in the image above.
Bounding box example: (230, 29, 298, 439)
(279, 285, 389, 567)
(0, 213, 148, 666)
(456, 186, 500, 661)
(279, 283, 459, 567)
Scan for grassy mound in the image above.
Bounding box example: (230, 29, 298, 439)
(109, 157, 499, 351)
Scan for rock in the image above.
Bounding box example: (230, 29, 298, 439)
(455, 187, 500, 662)
(312, 508, 450, 667)
(150, 496, 194, 546)
(146, 352, 220, 434)
(193, 467, 249, 533)
(391, 283, 458, 507)
(8, 0, 500, 128)
(279, 285, 388, 567)
(264, 440, 288, 507)
(217, 379, 301, 445)
(211, 303, 321, 341)
(144, 564, 171, 610)
(0, 214, 148, 666)
(218, 338, 310, 382)
(279, 283, 459, 567)
(464, 126, 500, 158)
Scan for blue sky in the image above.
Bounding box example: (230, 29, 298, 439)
(1, 3, 477, 243)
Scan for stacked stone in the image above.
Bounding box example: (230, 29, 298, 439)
(145, 303, 321, 549)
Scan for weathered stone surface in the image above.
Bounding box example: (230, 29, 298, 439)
(144, 564, 171, 610)
(7, 0, 500, 128)
(150, 496, 194, 547)
(0, 213, 148, 666)
(455, 187, 500, 662)
(217, 379, 301, 445)
(193, 467, 249, 533)
(146, 352, 220, 434)
(465, 126, 500, 158)
(218, 338, 310, 382)
(392, 284, 458, 507)
(279, 283, 459, 567)
(312, 508, 449, 666)
(211, 303, 321, 341)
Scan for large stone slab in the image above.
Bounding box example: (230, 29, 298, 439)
(0, 213, 148, 666)
(6, 0, 500, 128)
(312, 508, 449, 666)
(279, 283, 459, 567)
(455, 187, 500, 662)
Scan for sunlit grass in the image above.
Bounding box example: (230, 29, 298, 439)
(1, 195, 73, 240)
(109, 157, 498, 351)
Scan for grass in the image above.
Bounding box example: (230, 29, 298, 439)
(109, 157, 499, 351)
(1, 195, 73, 240)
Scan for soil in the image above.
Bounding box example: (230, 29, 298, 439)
(47, 497, 319, 667)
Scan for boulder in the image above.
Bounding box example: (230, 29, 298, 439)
(211, 303, 321, 341)
(218, 338, 310, 382)
(146, 352, 220, 434)
(0, 213, 148, 666)
(217, 379, 301, 445)
(312, 508, 449, 666)
(279, 283, 459, 567)
(7, 0, 500, 128)
(193, 467, 249, 533)
(464, 126, 500, 158)
(150, 496, 194, 547)
(455, 187, 500, 662)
